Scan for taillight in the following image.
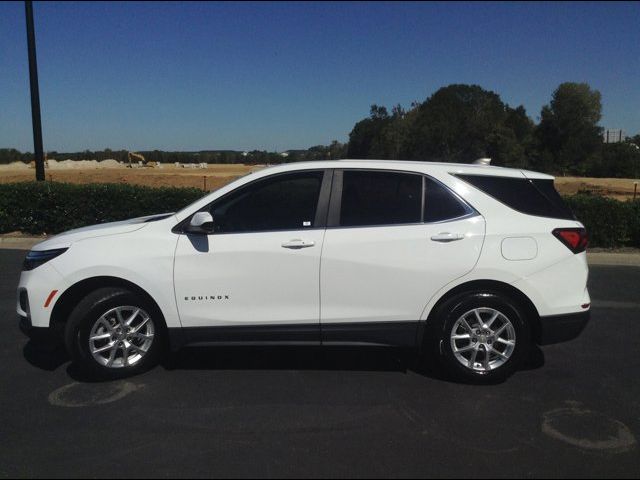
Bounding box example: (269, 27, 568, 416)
(552, 228, 588, 254)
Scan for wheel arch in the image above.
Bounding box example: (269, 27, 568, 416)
(419, 279, 542, 346)
(50, 276, 167, 337)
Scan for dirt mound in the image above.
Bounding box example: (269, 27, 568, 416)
(6, 161, 29, 170)
(48, 159, 100, 169)
(99, 159, 121, 168)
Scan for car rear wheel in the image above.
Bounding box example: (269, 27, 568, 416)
(429, 291, 531, 383)
(65, 287, 166, 378)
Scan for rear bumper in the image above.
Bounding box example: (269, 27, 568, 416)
(537, 310, 590, 345)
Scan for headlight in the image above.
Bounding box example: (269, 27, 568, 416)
(22, 248, 68, 271)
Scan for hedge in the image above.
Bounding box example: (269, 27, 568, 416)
(0, 182, 638, 248)
(564, 194, 640, 248)
(0, 182, 203, 235)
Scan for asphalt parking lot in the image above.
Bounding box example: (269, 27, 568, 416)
(1, 249, 639, 478)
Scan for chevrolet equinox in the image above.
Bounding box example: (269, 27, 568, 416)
(18, 160, 590, 382)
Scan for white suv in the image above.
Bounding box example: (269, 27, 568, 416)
(17, 160, 590, 382)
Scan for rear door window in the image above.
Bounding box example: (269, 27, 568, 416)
(339, 170, 422, 227)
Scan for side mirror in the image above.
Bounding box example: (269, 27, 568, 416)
(185, 211, 214, 234)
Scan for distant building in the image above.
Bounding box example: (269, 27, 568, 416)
(603, 129, 627, 143)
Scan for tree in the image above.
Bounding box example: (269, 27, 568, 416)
(588, 143, 640, 178)
(346, 105, 394, 158)
(346, 85, 534, 166)
(627, 134, 640, 147)
(486, 105, 535, 168)
(505, 105, 535, 143)
(328, 140, 347, 160)
(404, 84, 530, 166)
(0, 148, 23, 164)
(535, 82, 603, 175)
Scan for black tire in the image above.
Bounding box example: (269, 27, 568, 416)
(427, 291, 531, 384)
(64, 287, 166, 379)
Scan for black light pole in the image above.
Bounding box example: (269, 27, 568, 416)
(25, 0, 45, 181)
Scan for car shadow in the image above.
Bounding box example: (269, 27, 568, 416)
(522, 344, 546, 370)
(22, 340, 69, 372)
(163, 345, 413, 372)
(22, 340, 545, 384)
(161, 343, 546, 384)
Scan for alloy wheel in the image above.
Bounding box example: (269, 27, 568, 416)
(88, 306, 155, 368)
(449, 307, 516, 372)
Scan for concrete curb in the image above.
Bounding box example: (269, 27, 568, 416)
(1, 235, 639, 266)
(0, 237, 44, 250)
(586, 252, 640, 267)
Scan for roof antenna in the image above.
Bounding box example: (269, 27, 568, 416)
(473, 157, 491, 166)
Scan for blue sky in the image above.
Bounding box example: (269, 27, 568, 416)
(1, 1, 638, 152)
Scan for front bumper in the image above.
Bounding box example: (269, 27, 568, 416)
(537, 310, 590, 345)
(18, 314, 59, 344)
(17, 263, 66, 328)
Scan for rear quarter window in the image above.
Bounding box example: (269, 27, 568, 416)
(455, 174, 575, 220)
(423, 177, 474, 222)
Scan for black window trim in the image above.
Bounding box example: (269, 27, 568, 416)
(172, 169, 333, 235)
(326, 168, 478, 230)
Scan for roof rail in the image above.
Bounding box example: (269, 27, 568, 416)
(473, 157, 491, 166)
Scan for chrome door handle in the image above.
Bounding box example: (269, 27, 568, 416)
(430, 232, 464, 243)
(281, 239, 315, 249)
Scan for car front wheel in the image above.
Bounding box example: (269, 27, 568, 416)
(65, 287, 165, 378)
